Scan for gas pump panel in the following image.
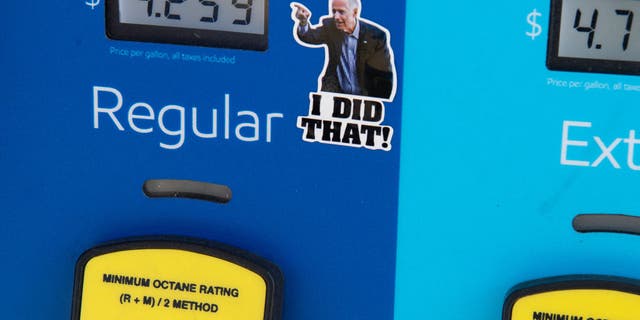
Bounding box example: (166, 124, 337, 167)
(5, 0, 640, 318)
(1, 1, 405, 319)
(397, 0, 640, 318)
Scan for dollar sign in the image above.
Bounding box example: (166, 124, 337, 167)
(85, 0, 100, 10)
(526, 9, 542, 40)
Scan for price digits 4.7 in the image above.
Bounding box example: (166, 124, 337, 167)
(140, 0, 254, 25)
(573, 8, 634, 50)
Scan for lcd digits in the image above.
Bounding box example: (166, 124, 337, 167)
(107, 0, 268, 50)
(573, 8, 633, 51)
(134, 0, 255, 27)
(548, 0, 640, 74)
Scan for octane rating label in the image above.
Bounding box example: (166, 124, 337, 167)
(108, 274, 238, 313)
(77, 249, 268, 320)
(509, 289, 640, 320)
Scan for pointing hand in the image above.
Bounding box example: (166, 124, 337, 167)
(291, 2, 311, 26)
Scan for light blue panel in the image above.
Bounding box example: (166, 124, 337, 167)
(398, 0, 640, 318)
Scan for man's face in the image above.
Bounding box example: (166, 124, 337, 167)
(331, 0, 358, 34)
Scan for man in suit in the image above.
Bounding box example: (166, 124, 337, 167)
(292, 0, 396, 100)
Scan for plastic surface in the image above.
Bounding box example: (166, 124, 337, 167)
(72, 237, 281, 320)
(397, 0, 640, 318)
(503, 276, 640, 320)
(0, 2, 405, 319)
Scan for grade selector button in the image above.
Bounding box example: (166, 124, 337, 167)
(503, 276, 640, 320)
(71, 237, 283, 320)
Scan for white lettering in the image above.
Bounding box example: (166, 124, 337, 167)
(192, 107, 218, 138)
(91, 86, 283, 149)
(128, 102, 155, 134)
(561, 120, 591, 167)
(591, 136, 622, 168)
(560, 120, 640, 171)
(158, 105, 186, 150)
(225, 94, 230, 140)
(624, 130, 640, 170)
(236, 111, 260, 142)
(267, 113, 284, 142)
(93, 86, 124, 131)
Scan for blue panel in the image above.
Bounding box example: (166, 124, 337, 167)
(398, 0, 640, 318)
(0, 1, 406, 319)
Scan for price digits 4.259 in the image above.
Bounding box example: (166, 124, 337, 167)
(573, 7, 634, 50)
(140, 0, 254, 25)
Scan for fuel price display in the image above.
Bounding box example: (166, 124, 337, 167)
(107, 0, 268, 50)
(548, 0, 640, 75)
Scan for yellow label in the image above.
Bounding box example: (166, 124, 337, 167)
(510, 289, 640, 320)
(79, 249, 267, 320)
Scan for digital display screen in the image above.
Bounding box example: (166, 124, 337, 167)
(559, 0, 639, 60)
(547, 0, 640, 74)
(119, 0, 265, 35)
(106, 0, 268, 50)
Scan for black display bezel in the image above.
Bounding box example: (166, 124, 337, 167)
(106, 0, 268, 51)
(547, 0, 640, 75)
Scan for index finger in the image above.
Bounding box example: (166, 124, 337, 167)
(290, 2, 308, 11)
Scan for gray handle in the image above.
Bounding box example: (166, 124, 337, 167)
(143, 179, 232, 204)
(573, 214, 640, 236)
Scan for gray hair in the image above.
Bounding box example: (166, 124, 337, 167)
(349, 0, 362, 9)
(331, 0, 362, 15)
(346, 0, 361, 16)
(348, 0, 361, 10)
